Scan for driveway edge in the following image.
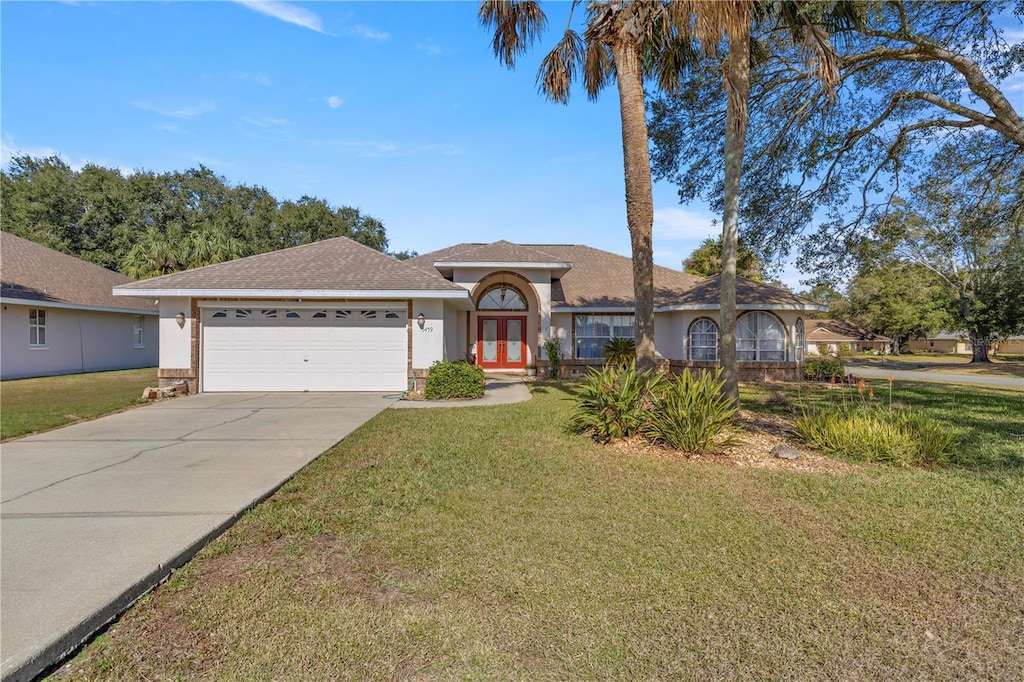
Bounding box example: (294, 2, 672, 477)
(3, 468, 311, 682)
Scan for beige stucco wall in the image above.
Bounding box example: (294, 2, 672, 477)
(1, 303, 157, 380)
(411, 299, 445, 370)
(159, 298, 194, 370)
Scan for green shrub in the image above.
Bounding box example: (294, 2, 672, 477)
(795, 404, 957, 467)
(543, 339, 563, 379)
(805, 357, 846, 382)
(837, 342, 853, 358)
(816, 343, 832, 356)
(424, 361, 485, 400)
(571, 365, 662, 442)
(645, 369, 739, 454)
(602, 338, 636, 368)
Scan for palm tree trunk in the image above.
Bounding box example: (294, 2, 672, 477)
(612, 38, 656, 372)
(720, 26, 751, 408)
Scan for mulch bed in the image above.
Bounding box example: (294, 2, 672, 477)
(607, 409, 858, 474)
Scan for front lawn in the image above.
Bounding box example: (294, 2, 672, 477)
(846, 353, 1024, 378)
(0, 368, 157, 440)
(59, 381, 1023, 680)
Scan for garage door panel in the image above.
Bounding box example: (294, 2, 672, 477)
(203, 309, 409, 392)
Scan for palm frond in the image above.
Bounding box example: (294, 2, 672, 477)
(583, 40, 614, 100)
(479, 0, 547, 68)
(537, 29, 585, 103)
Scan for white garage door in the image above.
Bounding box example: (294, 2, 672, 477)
(202, 306, 408, 392)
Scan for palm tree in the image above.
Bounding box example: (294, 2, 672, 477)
(676, 0, 849, 405)
(479, 0, 695, 371)
(120, 225, 190, 279)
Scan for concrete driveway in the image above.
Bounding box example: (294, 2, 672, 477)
(0, 392, 395, 682)
(846, 365, 1024, 390)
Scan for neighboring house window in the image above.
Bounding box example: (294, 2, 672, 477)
(575, 314, 634, 360)
(478, 284, 527, 310)
(795, 318, 805, 362)
(689, 318, 719, 361)
(133, 316, 145, 348)
(29, 308, 46, 347)
(737, 311, 786, 362)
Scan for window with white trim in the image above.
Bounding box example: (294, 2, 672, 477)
(795, 318, 805, 362)
(574, 314, 634, 360)
(133, 315, 144, 348)
(29, 308, 46, 347)
(737, 311, 786, 362)
(689, 318, 718, 361)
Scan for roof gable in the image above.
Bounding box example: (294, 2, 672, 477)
(807, 319, 890, 342)
(0, 232, 156, 312)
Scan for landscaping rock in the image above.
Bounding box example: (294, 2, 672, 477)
(141, 387, 158, 400)
(771, 445, 802, 460)
(157, 387, 177, 399)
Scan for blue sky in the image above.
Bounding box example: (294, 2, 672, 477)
(3, 2, 1021, 290)
(1, 2, 726, 278)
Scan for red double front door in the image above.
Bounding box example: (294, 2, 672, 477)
(477, 316, 527, 369)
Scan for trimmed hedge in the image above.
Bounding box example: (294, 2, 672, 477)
(805, 357, 846, 382)
(424, 361, 485, 400)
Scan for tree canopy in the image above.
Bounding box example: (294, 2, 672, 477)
(648, 0, 1024, 274)
(1, 155, 390, 278)
(683, 236, 764, 281)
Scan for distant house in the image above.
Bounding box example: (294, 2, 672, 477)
(805, 319, 890, 355)
(908, 332, 1024, 355)
(907, 331, 970, 355)
(1, 232, 158, 380)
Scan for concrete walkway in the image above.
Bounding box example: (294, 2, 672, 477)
(390, 374, 532, 409)
(0, 392, 395, 682)
(846, 365, 1024, 390)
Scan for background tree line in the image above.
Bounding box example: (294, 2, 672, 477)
(1, 155, 389, 279)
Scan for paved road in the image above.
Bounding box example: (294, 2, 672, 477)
(846, 365, 1024, 390)
(0, 392, 395, 682)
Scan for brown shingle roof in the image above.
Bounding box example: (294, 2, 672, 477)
(807, 319, 890, 343)
(0, 232, 156, 312)
(672, 275, 824, 309)
(115, 236, 466, 294)
(433, 240, 567, 265)
(411, 242, 819, 310)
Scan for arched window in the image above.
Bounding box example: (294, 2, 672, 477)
(737, 312, 786, 362)
(689, 318, 718, 361)
(795, 318, 805, 362)
(478, 284, 527, 310)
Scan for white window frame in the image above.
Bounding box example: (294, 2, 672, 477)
(795, 318, 805, 362)
(478, 284, 527, 311)
(133, 315, 145, 348)
(574, 314, 635, 360)
(29, 308, 47, 348)
(689, 318, 719, 362)
(737, 311, 786, 362)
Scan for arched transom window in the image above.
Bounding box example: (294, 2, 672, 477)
(478, 284, 527, 310)
(737, 311, 786, 362)
(689, 318, 719, 361)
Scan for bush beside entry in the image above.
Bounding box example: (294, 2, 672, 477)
(424, 361, 485, 400)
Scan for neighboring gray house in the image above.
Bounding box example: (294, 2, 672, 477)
(1, 232, 158, 380)
(113, 237, 824, 394)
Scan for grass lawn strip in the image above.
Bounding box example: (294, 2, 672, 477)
(0, 368, 157, 440)
(58, 382, 1023, 680)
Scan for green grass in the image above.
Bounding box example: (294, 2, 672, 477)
(58, 381, 1023, 680)
(0, 368, 157, 440)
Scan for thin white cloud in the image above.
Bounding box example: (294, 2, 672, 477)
(231, 70, 272, 86)
(154, 122, 188, 135)
(245, 116, 289, 128)
(350, 24, 388, 40)
(326, 95, 344, 109)
(653, 206, 718, 241)
(233, 1, 326, 34)
(415, 41, 445, 56)
(133, 101, 216, 119)
(1, 137, 64, 168)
